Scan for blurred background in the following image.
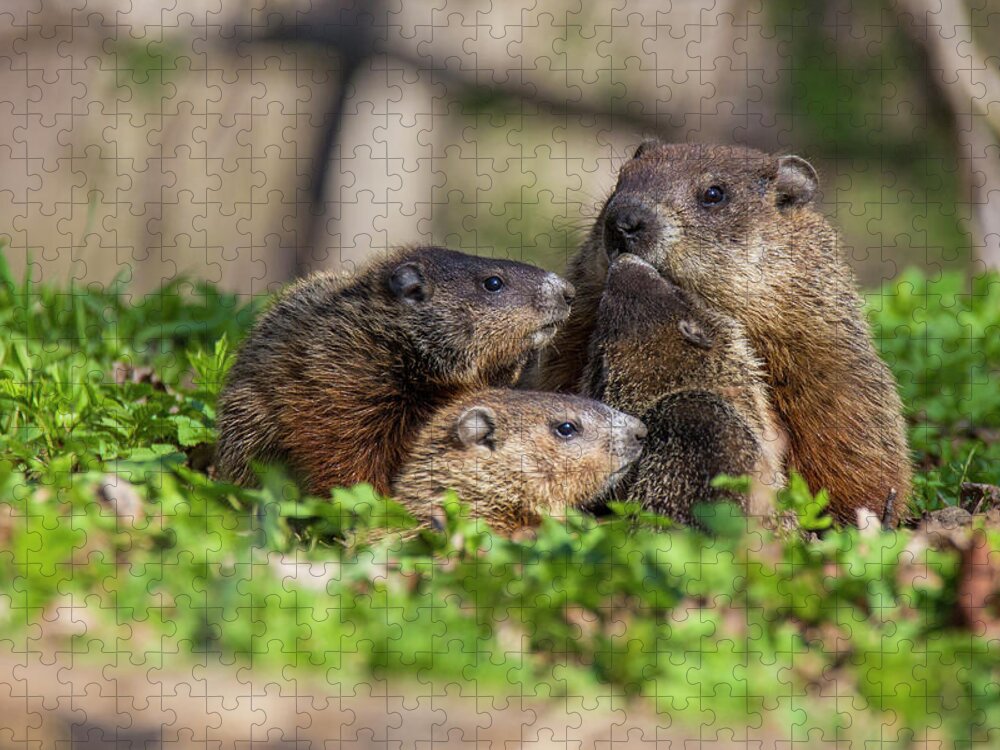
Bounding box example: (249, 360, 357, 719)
(2, 0, 998, 296)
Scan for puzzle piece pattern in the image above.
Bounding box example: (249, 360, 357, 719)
(1, 0, 998, 746)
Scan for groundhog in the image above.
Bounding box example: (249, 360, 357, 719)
(539, 141, 911, 525)
(392, 389, 647, 534)
(582, 253, 785, 524)
(216, 246, 576, 496)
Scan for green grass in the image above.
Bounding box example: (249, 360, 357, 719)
(1, 249, 999, 744)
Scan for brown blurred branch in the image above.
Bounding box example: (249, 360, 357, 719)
(251, 3, 690, 142)
(231, 0, 698, 276)
(895, 0, 1000, 269)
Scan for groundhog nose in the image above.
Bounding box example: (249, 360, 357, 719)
(626, 421, 648, 453)
(604, 201, 655, 259)
(560, 280, 576, 306)
(617, 416, 647, 458)
(544, 274, 575, 311)
(632, 422, 648, 442)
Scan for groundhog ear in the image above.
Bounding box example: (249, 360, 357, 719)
(774, 156, 818, 207)
(455, 406, 497, 450)
(389, 262, 431, 303)
(678, 319, 713, 349)
(632, 139, 659, 159)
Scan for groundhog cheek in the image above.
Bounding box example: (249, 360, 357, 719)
(483, 309, 529, 340)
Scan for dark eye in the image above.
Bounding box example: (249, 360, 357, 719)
(554, 421, 578, 439)
(700, 185, 727, 207)
(482, 275, 504, 292)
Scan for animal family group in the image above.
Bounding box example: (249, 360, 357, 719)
(215, 142, 912, 532)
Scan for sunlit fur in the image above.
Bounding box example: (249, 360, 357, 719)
(539, 142, 911, 525)
(582, 254, 785, 524)
(393, 389, 646, 535)
(216, 246, 574, 496)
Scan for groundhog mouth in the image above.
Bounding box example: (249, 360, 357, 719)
(606, 459, 636, 485)
(641, 260, 681, 288)
(529, 322, 561, 347)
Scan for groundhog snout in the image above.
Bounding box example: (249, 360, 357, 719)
(603, 199, 657, 259)
(540, 273, 576, 316)
(612, 414, 648, 463)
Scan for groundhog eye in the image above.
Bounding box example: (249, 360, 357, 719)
(554, 421, 578, 439)
(482, 275, 505, 292)
(700, 185, 727, 207)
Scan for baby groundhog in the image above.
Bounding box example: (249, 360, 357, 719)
(392, 389, 647, 534)
(540, 142, 911, 525)
(582, 253, 785, 524)
(216, 246, 576, 495)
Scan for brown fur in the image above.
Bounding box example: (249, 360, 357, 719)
(539, 142, 911, 525)
(392, 389, 646, 534)
(216, 246, 575, 496)
(582, 253, 785, 524)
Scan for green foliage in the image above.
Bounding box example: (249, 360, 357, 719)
(869, 267, 1000, 511)
(873, 268, 1000, 428)
(106, 36, 188, 97)
(0, 248, 262, 481)
(778, 472, 834, 531)
(187, 335, 236, 404)
(1, 257, 999, 743)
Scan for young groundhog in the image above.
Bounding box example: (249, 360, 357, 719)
(582, 253, 785, 524)
(539, 141, 911, 525)
(216, 246, 576, 496)
(392, 389, 647, 534)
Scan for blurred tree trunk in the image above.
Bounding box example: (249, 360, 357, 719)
(896, 0, 1000, 270)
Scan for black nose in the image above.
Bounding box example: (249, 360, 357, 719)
(545, 276, 575, 311)
(603, 201, 655, 259)
(631, 422, 648, 444)
(561, 280, 576, 306)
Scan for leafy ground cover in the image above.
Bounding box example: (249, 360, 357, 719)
(1, 253, 999, 745)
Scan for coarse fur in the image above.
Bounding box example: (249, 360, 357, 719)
(539, 141, 911, 525)
(393, 389, 646, 534)
(216, 246, 575, 496)
(624, 391, 765, 526)
(582, 253, 785, 524)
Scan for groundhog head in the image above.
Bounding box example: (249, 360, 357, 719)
(394, 389, 647, 533)
(583, 253, 725, 413)
(597, 142, 820, 313)
(382, 247, 575, 383)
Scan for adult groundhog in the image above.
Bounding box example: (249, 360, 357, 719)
(539, 141, 910, 525)
(217, 246, 576, 496)
(392, 389, 647, 534)
(582, 253, 785, 524)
